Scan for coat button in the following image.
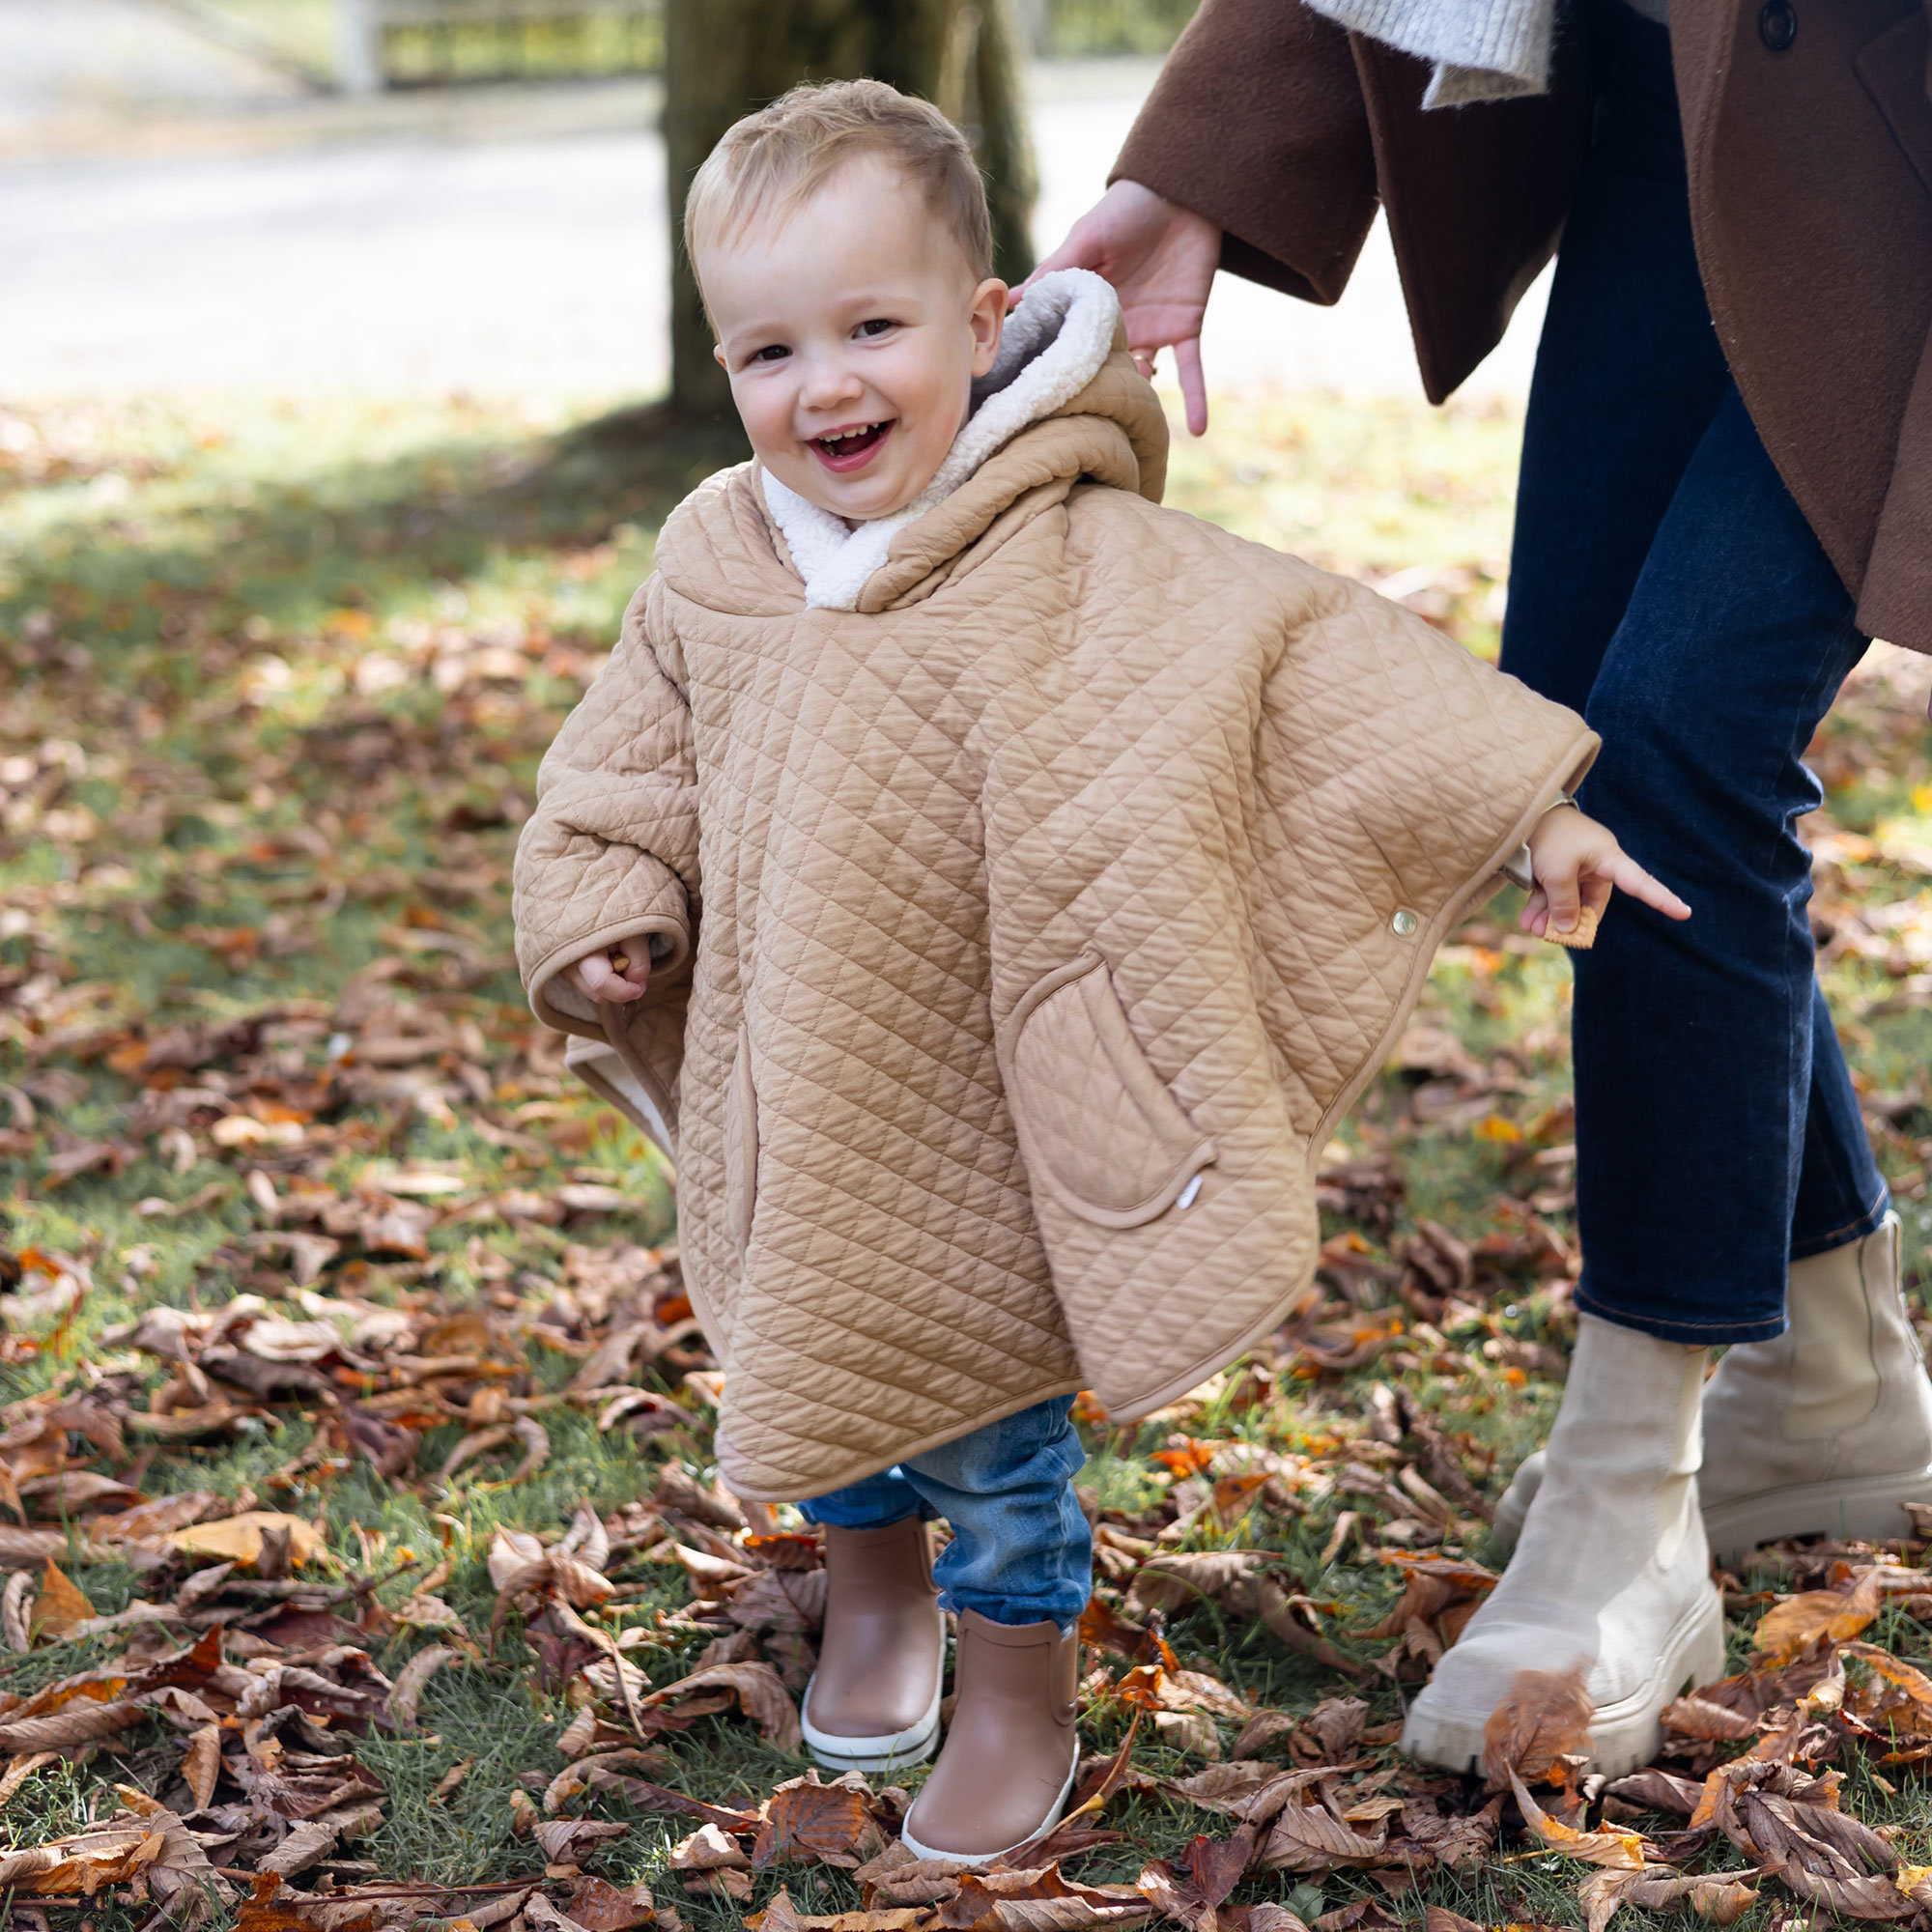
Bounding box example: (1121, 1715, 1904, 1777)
(1391, 908, 1419, 937)
(1759, 0, 1796, 50)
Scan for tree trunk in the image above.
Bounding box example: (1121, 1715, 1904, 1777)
(664, 0, 1037, 423)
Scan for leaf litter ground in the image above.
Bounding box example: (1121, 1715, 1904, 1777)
(2, 389, 1932, 1931)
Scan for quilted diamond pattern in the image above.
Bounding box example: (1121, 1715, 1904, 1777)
(513, 349, 1597, 1503)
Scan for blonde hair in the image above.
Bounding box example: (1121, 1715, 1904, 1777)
(684, 79, 994, 290)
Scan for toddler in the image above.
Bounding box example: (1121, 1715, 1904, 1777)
(511, 80, 1686, 1861)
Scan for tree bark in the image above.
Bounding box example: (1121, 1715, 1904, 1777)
(664, 0, 1037, 422)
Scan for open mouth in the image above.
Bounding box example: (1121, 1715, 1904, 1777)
(811, 420, 893, 470)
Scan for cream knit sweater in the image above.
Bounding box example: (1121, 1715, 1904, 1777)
(1304, 0, 1667, 108)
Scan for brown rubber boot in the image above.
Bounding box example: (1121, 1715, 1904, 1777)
(898, 1609, 1080, 1864)
(801, 1518, 945, 1773)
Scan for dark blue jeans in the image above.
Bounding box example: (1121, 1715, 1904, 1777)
(799, 1396, 1093, 1629)
(1498, 0, 1888, 1343)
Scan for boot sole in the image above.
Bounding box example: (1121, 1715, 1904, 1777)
(1704, 1465, 1932, 1564)
(897, 1746, 1080, 1866)
(802, 1676, 943, 1775)
(1400, 1584, 1726, 1780)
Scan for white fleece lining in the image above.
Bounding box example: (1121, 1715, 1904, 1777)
(761, 269, 1122, 611)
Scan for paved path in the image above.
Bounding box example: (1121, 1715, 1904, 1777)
(0, 14, 1548, 404)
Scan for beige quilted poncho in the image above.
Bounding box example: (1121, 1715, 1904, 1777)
(513, 271, 1597, 1503)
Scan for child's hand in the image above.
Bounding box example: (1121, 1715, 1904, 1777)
(569, 945, 651, 1005)
(1523, 805, 1690, 942)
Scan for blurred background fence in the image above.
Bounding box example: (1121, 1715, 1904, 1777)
(189, 0, 1200, 90)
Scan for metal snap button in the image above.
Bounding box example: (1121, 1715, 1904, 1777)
(1759, 1, 1796, 51)
(1391, 908, 1419, 937)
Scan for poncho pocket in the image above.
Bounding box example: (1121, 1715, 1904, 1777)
(1007, 952, 1215, 1231)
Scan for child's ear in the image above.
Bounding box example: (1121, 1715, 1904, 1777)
(969, 278, 1008, 378)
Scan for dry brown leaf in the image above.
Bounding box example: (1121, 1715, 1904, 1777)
(673, 1821, 756, 1871)
(1754, 1570, 1882, 1664)
(753, 1772, 881, 1868)
(388, 1642, 458, 1729)
(0, 1697, 141, 1752)
(1481, 1660, 1594, 1788)
(1422, 1911, 1484, 1932)
(1602, 1769, 1703, 1818)
(639, 1659, 802, 1751)
(258, 1818, 341, 1876)
(164, 1510, 321, 1569)
(538, 1815, 631, 1865)
(1257, 1797, 1386, 1872)
(939, 1864, 1158, 1932)
(28, 1558, 92, 1640)
(1508, 1771, 1646, 1870)
(0, 1748, 56, 1805)
(566, 1876, 662, 1930)
(183, 1721, 221, 1810)
(1660, 1693, 1760, 1742)
(1579, 1868, 1760, 1932)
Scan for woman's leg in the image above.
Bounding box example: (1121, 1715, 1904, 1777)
(1498, 2, 1727, 715)
(1500, 0, 1887, 1306)
(1568, 384, 1883, 1340)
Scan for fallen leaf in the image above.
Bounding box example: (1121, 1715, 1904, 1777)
(1508, 1771, 1646, 1870)
(753, 1772, 880, 1868)
(672, 1822, 754, 1871)
(1481, 1660, 1594, 1788)
(183, 1722, 221, 1809)
(1754, 1570, 1882, 1664)
(29, 1558, 94, 1640)
(567, 1876, 662, 1930)
(164, 1510, 321, 1570)
(639, 1660, 801, 1751)
(389, 1643, 459, 1729)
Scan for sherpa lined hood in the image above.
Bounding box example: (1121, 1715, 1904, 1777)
(760, 269, 1151, 611)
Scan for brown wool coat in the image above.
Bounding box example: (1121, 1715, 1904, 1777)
(1113, 0, 1932, 652)
(512, 346, 1595, 1503)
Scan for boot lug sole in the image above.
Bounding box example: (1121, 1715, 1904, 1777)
(802, 1674, 944, 1774)
(897, 1745, 1080, 1866)
(1399, 1585, 1725, 1780)
(1703, 1465, 1932, 1564)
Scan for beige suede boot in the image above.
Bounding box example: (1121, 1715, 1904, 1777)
(1493, 1215, 1932, 1560)
(801, 1520, 945, 1773)
(898, 1610, 1079, 1863)
(1404, 1314, 1725, 1778)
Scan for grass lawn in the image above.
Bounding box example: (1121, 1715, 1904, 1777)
(1, 384, 1930, 1930)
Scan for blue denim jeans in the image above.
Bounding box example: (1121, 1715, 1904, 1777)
(1499, 0, 1889, 1343)
(800, 1397, 1092, 1630)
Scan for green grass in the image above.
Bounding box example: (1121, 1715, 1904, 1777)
(2, 385, 1930, 1930)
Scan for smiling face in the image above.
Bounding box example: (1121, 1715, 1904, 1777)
(702, 156, 1008, 523)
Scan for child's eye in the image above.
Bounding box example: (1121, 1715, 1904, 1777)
(856, 319, 897, 338)
(750, 344, 790, 364)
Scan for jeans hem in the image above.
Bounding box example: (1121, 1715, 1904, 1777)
(1574, 1284, 1785, 1347)
(941, 1592, 1082, 1634)
(1789, 1187, 1891, 1263)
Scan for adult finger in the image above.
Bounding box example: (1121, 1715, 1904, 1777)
(1609, 852, 1692, 921)
(1173, 334, 1209, 437)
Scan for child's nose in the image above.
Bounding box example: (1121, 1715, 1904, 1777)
(798, 353, 864, 411)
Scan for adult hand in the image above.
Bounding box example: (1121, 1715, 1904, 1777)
(1024, 181, 1221, 436)
(569, 945, 651, 1005)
